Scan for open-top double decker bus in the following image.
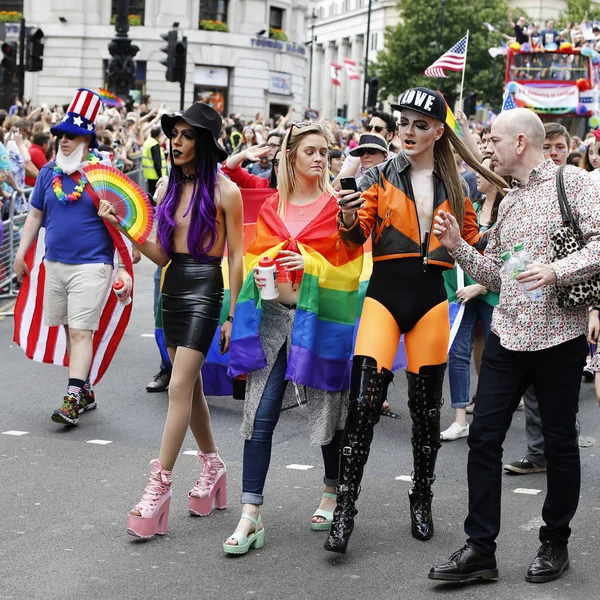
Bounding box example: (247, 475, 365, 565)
(505, 44, 599, 135)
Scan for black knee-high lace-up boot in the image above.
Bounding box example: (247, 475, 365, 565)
(324, 355, 394, 554)
(406, 363, 446, 541)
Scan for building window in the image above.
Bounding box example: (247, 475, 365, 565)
(111, 0, 145, 26)
(319, 7, 325, 18)
(370, 31, 378, 50)
(329, 3, 337, 17)
(344, 0, 352, 11)
(199, 0, 229, 25)
(270, 6, 285, 30)
(2, 0, 23, 13)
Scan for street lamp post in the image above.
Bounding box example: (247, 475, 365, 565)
(362, 0, 373, 113)
(308, 9, 317, 109)
(106, 0, 139, 99)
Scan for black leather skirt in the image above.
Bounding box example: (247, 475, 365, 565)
(162, 253, 224, 355)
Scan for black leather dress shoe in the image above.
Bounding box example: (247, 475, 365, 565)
(146, 371, 170, 393)
(526, 541, 569, 583)
(429, 544, 499, 582)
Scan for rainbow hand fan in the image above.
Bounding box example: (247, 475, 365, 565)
(83, 164, 153, 244)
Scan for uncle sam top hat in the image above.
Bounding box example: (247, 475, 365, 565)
(50, 88, 104, 148)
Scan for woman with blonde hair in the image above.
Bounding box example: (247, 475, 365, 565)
(327, 88, 507, 554)
(222, 122, 364, 554)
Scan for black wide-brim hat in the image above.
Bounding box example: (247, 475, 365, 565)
(161, 102, 228, 163)
(390, 87, 447, 123)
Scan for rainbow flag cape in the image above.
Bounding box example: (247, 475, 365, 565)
(228, 193, 364, 391)
(98, 88, 124, 108)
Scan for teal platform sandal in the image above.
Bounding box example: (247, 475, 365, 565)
(311, 492, 337, 531)
(223, 514, 265, 555)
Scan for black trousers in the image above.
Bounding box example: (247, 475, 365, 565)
(465, 332, 587, 555)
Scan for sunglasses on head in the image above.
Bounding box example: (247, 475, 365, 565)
(286, 121, 310, 142)
(55, 132, 78, 141)
(355, 148, 382, 157)
(365, 124, 387, 134)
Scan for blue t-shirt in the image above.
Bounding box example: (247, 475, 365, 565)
(30, 163, 114, 265)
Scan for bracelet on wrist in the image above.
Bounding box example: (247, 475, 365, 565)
(118, 263, 126, 269)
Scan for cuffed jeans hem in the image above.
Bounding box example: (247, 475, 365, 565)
(323, 476, 338, 487)
(241, 492, 263, 505)
(451, 401, 470, 409)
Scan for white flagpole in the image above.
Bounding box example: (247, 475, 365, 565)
(458, 30, 469, 109)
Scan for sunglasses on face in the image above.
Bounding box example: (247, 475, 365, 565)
(55, 133, 78, 141)
(365, 124, 387, 134)
(356, 148, 382, 157)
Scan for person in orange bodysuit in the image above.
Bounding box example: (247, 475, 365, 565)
(325, 88, 506, 554)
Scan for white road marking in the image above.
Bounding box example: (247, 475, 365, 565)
(2, 431, 28, 436)
(286, 464, 314, 470)
(86, 439, 113, 445)
(141, 333, 155, 338)
(395, 475, 412, 482)
(513, 488, 541, 495)
(182, 450, 198, 456)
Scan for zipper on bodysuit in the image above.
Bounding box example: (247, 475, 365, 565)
(406, 175, 431, 272)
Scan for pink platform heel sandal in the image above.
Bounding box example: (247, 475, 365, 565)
(188, 449, 227, 516)
(127, 459, 173, 539)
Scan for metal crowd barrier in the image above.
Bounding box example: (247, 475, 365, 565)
(126, 168, 147, 193)
(0, 190, 31, 316)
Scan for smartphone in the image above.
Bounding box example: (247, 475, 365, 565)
(340, 177, 358, 192)
(338, 177, 359, 207)
(219, 336, 227, 354)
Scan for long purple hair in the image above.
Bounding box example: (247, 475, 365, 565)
(156, 127, 219, 260)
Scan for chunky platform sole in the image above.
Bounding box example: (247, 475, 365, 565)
(127, 495, 172, 539)
(223, 528, 265, 555)
(525, 561, 569, 583)
(428, 568, 499, 582)
(189, 473, 227, 516)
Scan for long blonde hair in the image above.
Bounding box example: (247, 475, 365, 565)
(277, 122, 335, 219)
(434, 126, 507, 228)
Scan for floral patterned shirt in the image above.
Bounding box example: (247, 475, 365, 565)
(451, 159, 600, 351)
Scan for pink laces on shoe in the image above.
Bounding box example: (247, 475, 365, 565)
(189, 450, 225, 498)
(133, 459, 172, 516)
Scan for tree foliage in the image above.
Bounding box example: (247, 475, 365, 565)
(373, 0, 526, 111)
(558, 0, 600, 25)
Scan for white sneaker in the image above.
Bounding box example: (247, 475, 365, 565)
(440, 422, 469, 441)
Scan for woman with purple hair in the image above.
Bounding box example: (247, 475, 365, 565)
(98, 103, 243, 539)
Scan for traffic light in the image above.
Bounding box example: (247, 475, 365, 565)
(1, 41, 18, 75)
(464, 91, 477, 117)
(366, 77, 379, 111)
(173, 38, 187, 84)
(25, 28, 44, 72)
(160, 30, 177, 82)
(106, 36, 139, 98)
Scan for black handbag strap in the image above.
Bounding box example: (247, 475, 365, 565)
(555, 165, 583, 241)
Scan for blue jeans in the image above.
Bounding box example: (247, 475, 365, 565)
(242, 343, 343, 505)
(448, 298, 494, 409)
(154, 265, 171, 373)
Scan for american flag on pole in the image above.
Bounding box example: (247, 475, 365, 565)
(424, 35, 468, 78)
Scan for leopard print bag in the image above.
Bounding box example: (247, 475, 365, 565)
(549, 166, 600, 308)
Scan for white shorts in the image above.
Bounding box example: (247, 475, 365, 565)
(43, 260, 113, 331)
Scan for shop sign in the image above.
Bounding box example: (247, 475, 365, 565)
(269, 72, 291, 95)
(250, 38, 306, 56)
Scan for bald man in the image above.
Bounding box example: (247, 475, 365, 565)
(429, 108, 600, 584)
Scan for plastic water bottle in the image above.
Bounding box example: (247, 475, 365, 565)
(113, 280, 132, 305)
(500, 250, 542, 301)
(256, 256, 279, 300)
(513, 243, 543, 301)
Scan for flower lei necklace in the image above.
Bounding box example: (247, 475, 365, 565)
(52, 153, 100, 205)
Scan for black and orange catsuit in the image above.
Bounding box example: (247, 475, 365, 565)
(325, 150, 485, 553)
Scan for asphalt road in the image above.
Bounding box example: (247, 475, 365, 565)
(1, 257, 599, 600)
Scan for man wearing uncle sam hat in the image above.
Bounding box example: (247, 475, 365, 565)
(13, 88, 134, 427)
